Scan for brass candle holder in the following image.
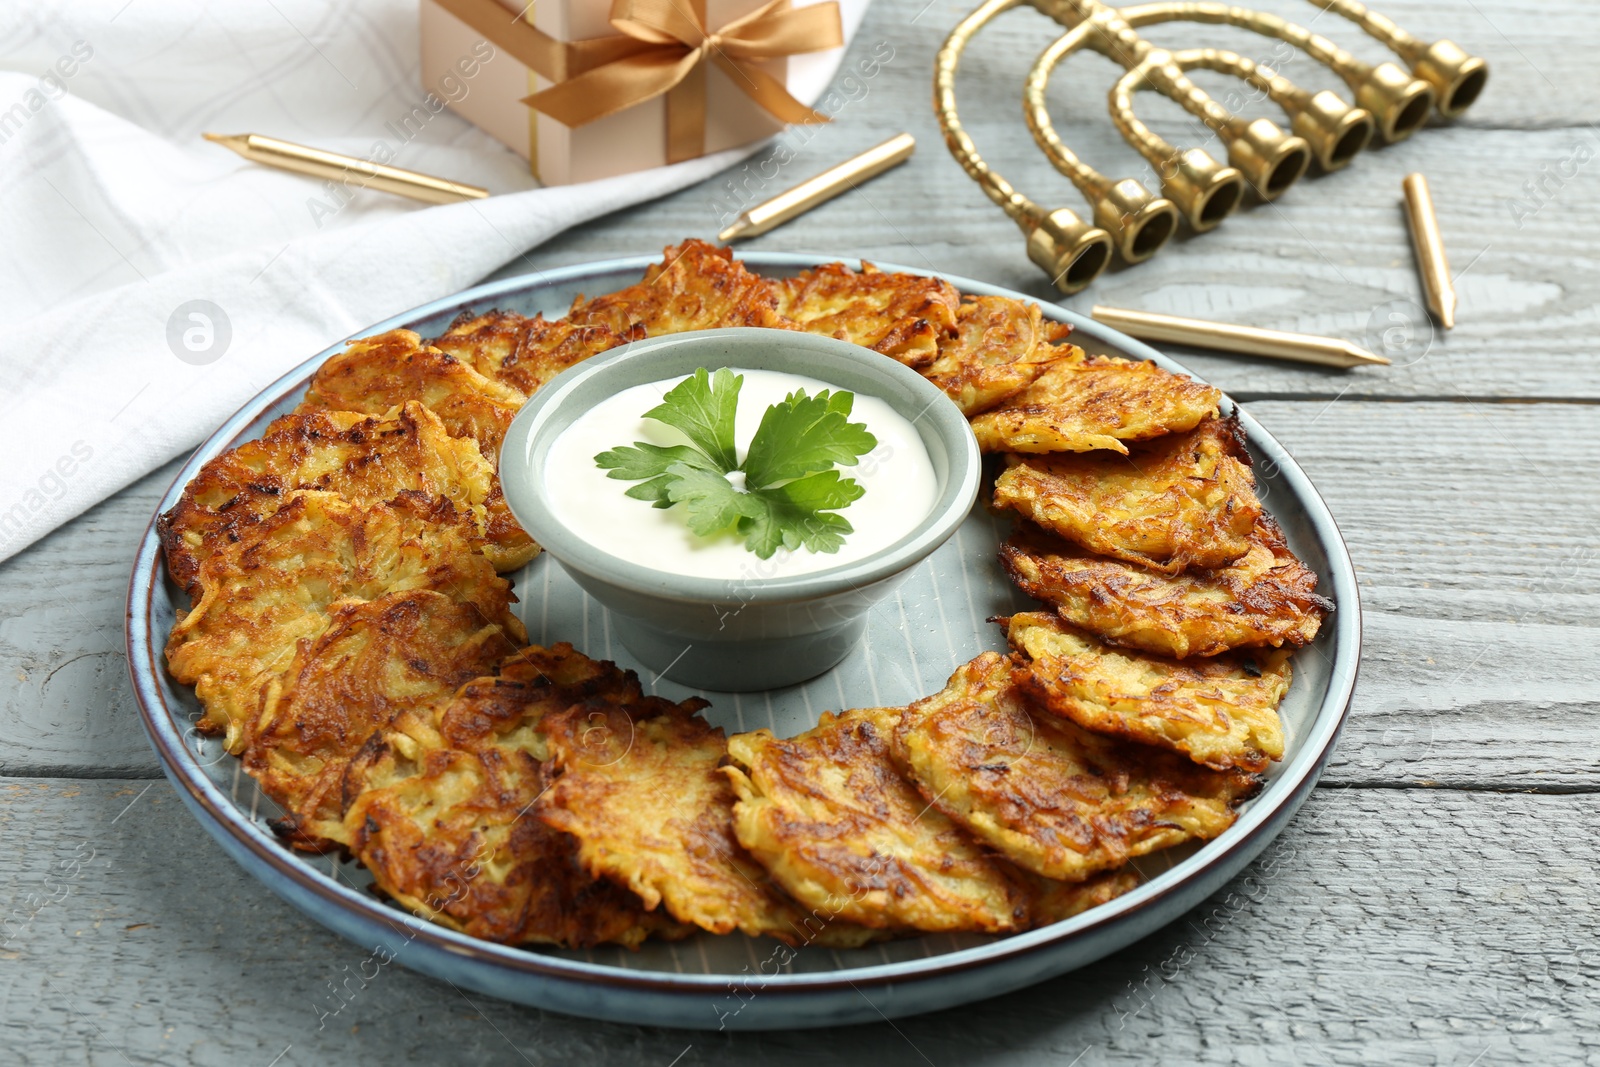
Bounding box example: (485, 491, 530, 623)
(935, 0, 1486, 293)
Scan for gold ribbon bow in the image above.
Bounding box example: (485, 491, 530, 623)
(525, 0, 842, 163)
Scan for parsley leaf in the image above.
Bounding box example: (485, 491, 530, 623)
(742, 389, 877, 489)
(595, 442, 718, 482)
(641, 367, 742, 472)
(594, 368, 879, 560)
(662, 463, 757, 536)
(738, 472, 862, 557)
(595, 443, 719, 508)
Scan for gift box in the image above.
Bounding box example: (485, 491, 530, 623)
(420, 0, 842, 186)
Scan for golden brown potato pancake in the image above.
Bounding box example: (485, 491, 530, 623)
(1004, 612, 1290, 773)
(725, 706, 1030, 934)
(1024, 867, 1141, 928)
(968, 356, 1222, 454)
(245, 590, 522, 850)
(1000, 518, 1331, 658)
(772, 261, 960, 368)
(890, 653, 1255, 882)
(921, 296, 1076, 415)
(295, 329, 537, 566)
(298, 329, 527, 458)
(340, 644, 687, 949)
(539, 698, 881, 947)
(431, 309, 626, 396)
(165, 491, 524, 751)
(159, 403, 510, 595)
(991, 415, 1260, 572)
(567, 240, 789, 336)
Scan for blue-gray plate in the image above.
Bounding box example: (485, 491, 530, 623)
(125, 252, 1360, 1031)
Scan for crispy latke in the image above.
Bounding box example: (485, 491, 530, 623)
(1000, 518, 1331, 658)
(968, 356, 1222, 454)
(1004, 612, 1290, 773)
(539, 698, 881, 947)
(245, 590, 521, 849)
(165, 491, 524, 751)
(567, 240, 789, 335)
(159, 403, 504, 595)
(298, 329, 527, 457)
(890, 653, 1256, 882)
(340, 644, 686, 949)
(725, 706, 1030, 934)
(295, 330, 537, 567)
(431, 309, 626, 396)
(991, 415, 1260, 572)
(1025, 867, 1141, 927)
(921, 295, 1076, 415)
(772, 261, 960, 368)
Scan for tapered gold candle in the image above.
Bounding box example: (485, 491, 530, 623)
(1402, 173, 1456, 329)
(1091, 306, 1391, 368)
(718, 133, 916, 242)
(203, 132, 488, 204)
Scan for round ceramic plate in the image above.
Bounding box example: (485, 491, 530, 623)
(126, 252, 1360, 1031)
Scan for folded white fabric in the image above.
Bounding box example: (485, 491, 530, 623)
(0, 0, 868, 563)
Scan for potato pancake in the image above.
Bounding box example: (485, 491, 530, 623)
(1004, 612, 1290, 773)
(725, 706, 1030, 934)
(772, 261, 960, 368)
(1000, 518, 1331, 658)
(295, 330, 537, 568)
(968, 356, 1221, 454)
(991, 415, 1260, 572)
(890, 653, 1255, 882)
(165, 491, 524, 751)
(344, 740, 681, 949)
(539, 698, 881, 947)
(298, 329, 528, 457)
(439, 641, 646, 752)
(159, 403, 505, 595)
(567, 240, 789, 335)
(1025, 867, 1141, 927)
(340, 645, 687, 949)
(431, 309, 626, 396)
(921, 296, 1076, 415)
(245, 590, 522, 850)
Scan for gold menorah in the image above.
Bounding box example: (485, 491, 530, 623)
(935, 0, 1488, 293)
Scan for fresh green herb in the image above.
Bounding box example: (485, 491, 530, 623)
(594, 367, 877, 559)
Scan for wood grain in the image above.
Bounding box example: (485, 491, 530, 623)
(4, 0, 1598, 1059)
(1, 779, 1594, 1065)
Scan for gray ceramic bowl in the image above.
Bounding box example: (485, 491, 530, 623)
(497, 328, 983, 691)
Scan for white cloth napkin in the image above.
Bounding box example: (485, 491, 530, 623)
(0, 0, 868, 563)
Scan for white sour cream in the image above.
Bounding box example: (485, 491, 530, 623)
(543, 367, 939, 580)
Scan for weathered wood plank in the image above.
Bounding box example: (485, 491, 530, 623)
(0, 459, 179, 780)
(0, 779, 1594, 1065)
(3, 0, 1598, 1060)
(3, 404, 1596, 787)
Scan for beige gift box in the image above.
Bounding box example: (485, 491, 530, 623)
(420, 0, 823, 186)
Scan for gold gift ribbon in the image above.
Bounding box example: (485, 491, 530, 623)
(435, 0, 841, 164)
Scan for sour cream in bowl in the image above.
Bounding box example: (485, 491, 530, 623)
(498, 328, 982, 691)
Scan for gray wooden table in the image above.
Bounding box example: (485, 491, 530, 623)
(5, 0, 1598, 1062)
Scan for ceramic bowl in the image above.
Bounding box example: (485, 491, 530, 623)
(497, 328, 983, 691)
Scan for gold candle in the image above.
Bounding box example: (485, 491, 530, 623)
(204, 132, 488, 205)
(1402, 173, 1457, 329)
(1091, 306, 1390, 368)
(718, 133, 916, 242)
